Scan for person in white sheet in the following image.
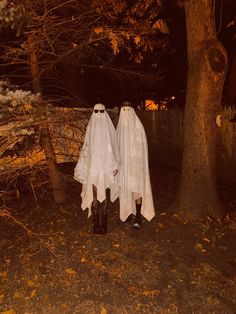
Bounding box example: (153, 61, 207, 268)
(111, 101, 155, 229)
(74, 103, 119, 234)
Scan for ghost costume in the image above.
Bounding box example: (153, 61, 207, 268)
(74, 104, 119, 218)
(111, 105, 155, 222)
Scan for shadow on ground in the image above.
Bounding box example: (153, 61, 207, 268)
(0, 168, 236, 313)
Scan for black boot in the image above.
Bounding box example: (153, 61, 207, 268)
(100, 214, 107, 234)
(92, 213, 101, 234)
(133, 204, 142, 229)
(100, 191, 108, 234)
(92, 202, 101, 234)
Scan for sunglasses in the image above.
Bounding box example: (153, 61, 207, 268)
(94, 109, 105, 113)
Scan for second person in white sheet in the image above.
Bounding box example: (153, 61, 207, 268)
(111, 101, 155, 229)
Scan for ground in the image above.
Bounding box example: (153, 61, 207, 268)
(0, 167, 236, 314)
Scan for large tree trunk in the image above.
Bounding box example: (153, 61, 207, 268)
(173, 0, 228, 220)
(27, 33, 66, 203)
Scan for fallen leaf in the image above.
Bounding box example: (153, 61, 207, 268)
(100, 305, 107, 314)
(0, 272, 7, 278)
(30, 289, 37, 298)
(112, 243, 120, 248)
(26, 279, 35, 287)
(1, 310, 16, 314)
(59, 235, 66, 245)
(128, 286, 160, 297)
(13, 291, 22, 299)
(194, 242, 206, 253)
(65, 268, 76, 275)
(142, 289, 160, 297)
(203, 237, 210, 243)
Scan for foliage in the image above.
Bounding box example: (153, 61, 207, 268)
(0, 0, 170, 103)
(0, 0, 26, 35)
(0, 80, 40, 158)
(1, 1, 97, 78)
(91, 0, 169, 61)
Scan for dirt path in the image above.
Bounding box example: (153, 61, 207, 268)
(0, 169, 236, 313)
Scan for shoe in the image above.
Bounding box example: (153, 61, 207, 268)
(133, 203, 142, 229)
(132, 216, 142, 230)
(133, 222, 141, 229)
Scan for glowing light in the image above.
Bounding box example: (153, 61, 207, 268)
(145, 99, 158, 110)
(144, 99, 168, 111)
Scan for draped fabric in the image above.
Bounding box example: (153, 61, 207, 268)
(111, 106, 155, 222)
(74, 104, 120, 216)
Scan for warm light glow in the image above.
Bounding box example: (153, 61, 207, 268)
(144, 99, 168, 111)
(145, 99, 158, 110)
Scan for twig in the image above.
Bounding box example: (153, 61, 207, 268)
(0, 206, 58, 256)
(0, 207, 32, 235)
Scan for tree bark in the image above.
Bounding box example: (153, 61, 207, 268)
(173, 0, 228, 220)
(27, 33, 66, 203)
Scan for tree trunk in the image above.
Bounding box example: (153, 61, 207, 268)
(27, 33, 66, 203)
(173, 0, 228, 220)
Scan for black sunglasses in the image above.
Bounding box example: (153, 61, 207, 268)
(94, 109, 105, 113)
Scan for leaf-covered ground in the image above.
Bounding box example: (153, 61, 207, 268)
(1, 168, 236, 314)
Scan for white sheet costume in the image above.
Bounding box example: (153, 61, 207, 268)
(74, 103, 120, 217)
(111, 105, 155, 222)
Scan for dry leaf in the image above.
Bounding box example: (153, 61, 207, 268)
(203, 237, 210, 243)
(152, 19, 169, 34)
(1, 310, 16, 314)
(65, 268, 76, 275)
(94, 26, 103, 34)
(134, 36, 141, 45)
(24, 103, 32, 111)
(195, 243, 207, 253)
(128, 286, 160, 297)
(100, 305, 107, 314)
(141, 289, 160, 297)
(30, 289, 37, 298)
(13, 291, 22, 299)
(112, 243, 120, 248)
(0, 271, 7, 278)
(26, 279, 35, 287)
(59, 235, 66, 245)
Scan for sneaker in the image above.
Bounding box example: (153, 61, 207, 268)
(133, 222, 141, 229)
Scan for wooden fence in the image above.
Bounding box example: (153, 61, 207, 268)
(137, 108, 183, 168)
(137, 106, 236, 181)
